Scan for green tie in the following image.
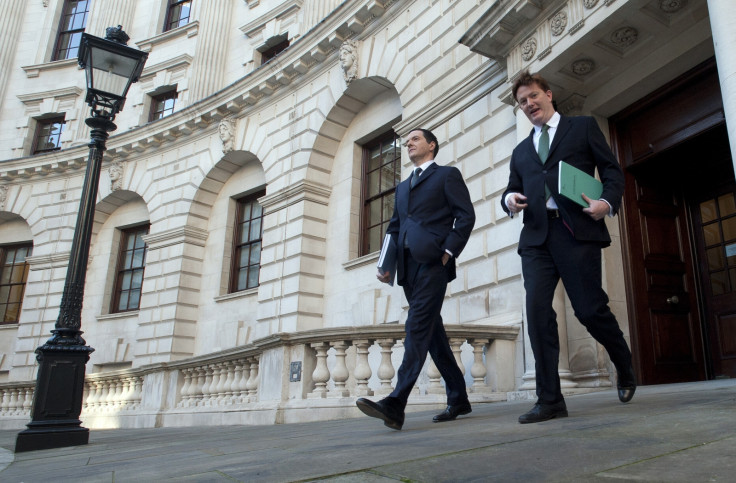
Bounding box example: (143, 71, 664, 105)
(538, 125, 551, 199)
(538, 124, 550, 163)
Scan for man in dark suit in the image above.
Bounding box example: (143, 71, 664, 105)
(356, 128, 476, 430)
(502, 71, 636, 424)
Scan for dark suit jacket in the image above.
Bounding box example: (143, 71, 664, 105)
(501, 115, 624, 250)
(386, 162, 475, 285)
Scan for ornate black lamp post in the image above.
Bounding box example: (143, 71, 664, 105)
(15, 26, 147, 453)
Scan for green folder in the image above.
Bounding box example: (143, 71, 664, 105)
(558, 161, 603, 207)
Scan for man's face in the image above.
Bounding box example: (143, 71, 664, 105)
(405, 130, 435, 164)
(516, 83, 555, 126)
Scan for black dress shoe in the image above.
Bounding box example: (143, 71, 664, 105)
(518, 401, 568, 424)
(617, 365, 637, 403)
(433, 401, 472, 422)
(356, 398, 405, 430)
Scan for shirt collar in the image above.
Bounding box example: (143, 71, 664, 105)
(414, 160, 435, 172)
(534, 111, 561, 134)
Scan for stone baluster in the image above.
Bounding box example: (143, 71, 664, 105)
(352, 339, 373, 397)
(201, 364, 215, 407)
(222, 361, 235, 404)
(213, 363, 227, 405)
(193, 367, 207, 407)
(0, 389, 9, 414)
(237, 359, 251, 403)
(8, 389, 18, 416)
(469, 339, 490, 393)
(426, 358, 444, 394)
(178, 368, 193, 407)
(449, 338, 466, 376)
(131, 376, 143, 409)
(229, 360, 243, 404)
(328, 340, 350, 397)
(122, 378, 135, 410)
(246, 356, 259, 402)
(97, 381, 110, 412)
(375, 338, 396, 395)
(308, 342, 330, 399)
(22, 387, 33, 415)
(88, 381, 101, 412)
(114, 379, 125, 409)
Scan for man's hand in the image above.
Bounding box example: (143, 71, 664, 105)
(441, 252, 451, 266)
(507, 193, 528, 214)
(376, 269, 392, 284)
(581, 193, 609, 221)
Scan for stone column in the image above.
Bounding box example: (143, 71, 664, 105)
(188, 1, 234, 100)
(256, 181, 330, 335)
(708, 0, 736, 172)
(133, 227, 208, 364)
(85, 0, 135, 38)
(0, 0, 26, 113)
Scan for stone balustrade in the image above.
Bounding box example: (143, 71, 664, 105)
(0, 324, 519, 429)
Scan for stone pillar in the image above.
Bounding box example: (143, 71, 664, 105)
(708, 0, 736, 172)
(134, 227, 208, 364)
(0, 0, 26, 113)
(188, 1, 233, 100)
(554, 283, 577, 389)
(256, 181, 330, 335)
(85, 0, 135, 38)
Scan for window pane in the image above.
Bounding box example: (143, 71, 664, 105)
(702, 222, 721, 246)
(5, 304, 19, 323)
(367, 226, 381, 254)
(369, 198, 381, 225)
(250, 217, 262, 241)
(10, 266, 25, 284)
(128, 290, 141, 309)
(131, 270, 144, 289)
(239, 246, 250, 267)
(240, 221, 251, 243)
(118, 291, 129, 311)
(367, 170, 380, 198)
(711, 270, 728, 296)
(707, 247, 725, 271)
(0, 267, 10, 285)
(722, 217, 736, 242)
(132, 248, 145, 268)
(382, 196, 394, 221)
(121, 271, 132, 290)
(247, 266, 259, 289)
(718, 194, 736, 217)
(701, 199, 717, 223)
(249, 242, 261, 265)
(237, 269, 247, 291)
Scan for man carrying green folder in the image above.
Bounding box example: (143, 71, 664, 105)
(501, 71, 636, 425)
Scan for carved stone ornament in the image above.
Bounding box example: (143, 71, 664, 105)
(583, 0, 599, 8)
(339, 40, 359, 84)
(551, 11, 568, 36)
(660, 0, 687, 13)
(610, 27, 638, 49)
(572, 59, 595, 76)
(0, 185, 8, 211)
(109, 161, 123, 191)
(521, 37, 537, 61)
(219, 117, 236, 154)
(43, 0, 50, 6)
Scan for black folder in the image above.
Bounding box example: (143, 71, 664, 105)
(377, 233, 397, 286)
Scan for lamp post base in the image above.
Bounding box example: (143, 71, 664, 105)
(15, 339, 94, 453)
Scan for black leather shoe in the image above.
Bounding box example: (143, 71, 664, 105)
(356, 398, 405, 430)
(617, 365, 637, 403)
(433, 401, 472, 422)
(518, 401, 568, 424)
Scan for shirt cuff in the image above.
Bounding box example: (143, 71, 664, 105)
(600, 198, 613, 217)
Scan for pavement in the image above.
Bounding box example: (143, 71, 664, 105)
(0, 379, 734, 482)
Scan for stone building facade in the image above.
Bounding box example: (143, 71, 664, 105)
(1, 0, 734, 429)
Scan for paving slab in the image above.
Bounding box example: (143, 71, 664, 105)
(0, 380, 734, 482)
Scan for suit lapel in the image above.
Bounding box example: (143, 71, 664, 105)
(548, 115, 571, 162)
(411, 162, 437, 190)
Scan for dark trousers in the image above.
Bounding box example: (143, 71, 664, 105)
(388, 253, 468, 408)
(520, 217, 632, 404)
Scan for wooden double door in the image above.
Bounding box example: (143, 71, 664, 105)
(611, 59, 736, 384)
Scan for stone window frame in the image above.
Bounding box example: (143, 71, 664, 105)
(359, 130, 402, 257)
(258, 34, 290, 66)
(31, 115, 67, 154)
(163, 0, 193, 33)
(110, 224, 150, 313)
(0, 242, 33, 325)
(52, 0, 90, 61)
(229, 189, 266, 293)
(148, 86, 179, 122)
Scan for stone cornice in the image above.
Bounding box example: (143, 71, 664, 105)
(135, 21, 200, 53)
(26, 252, 71, 270)
(17, 87, 84, 105)
(394, 61, 506, 136)
(259, 180, 332, 212)
(139, 54, 194, 81)
(0, 0, 397, 180)
(142, 226, 209, 249)
(239, 0, 303, 38)
(20, 58, 79, 79)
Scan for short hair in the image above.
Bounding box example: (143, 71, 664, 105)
(408, 128, 439, 157)
(511, 71, 552, 104)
